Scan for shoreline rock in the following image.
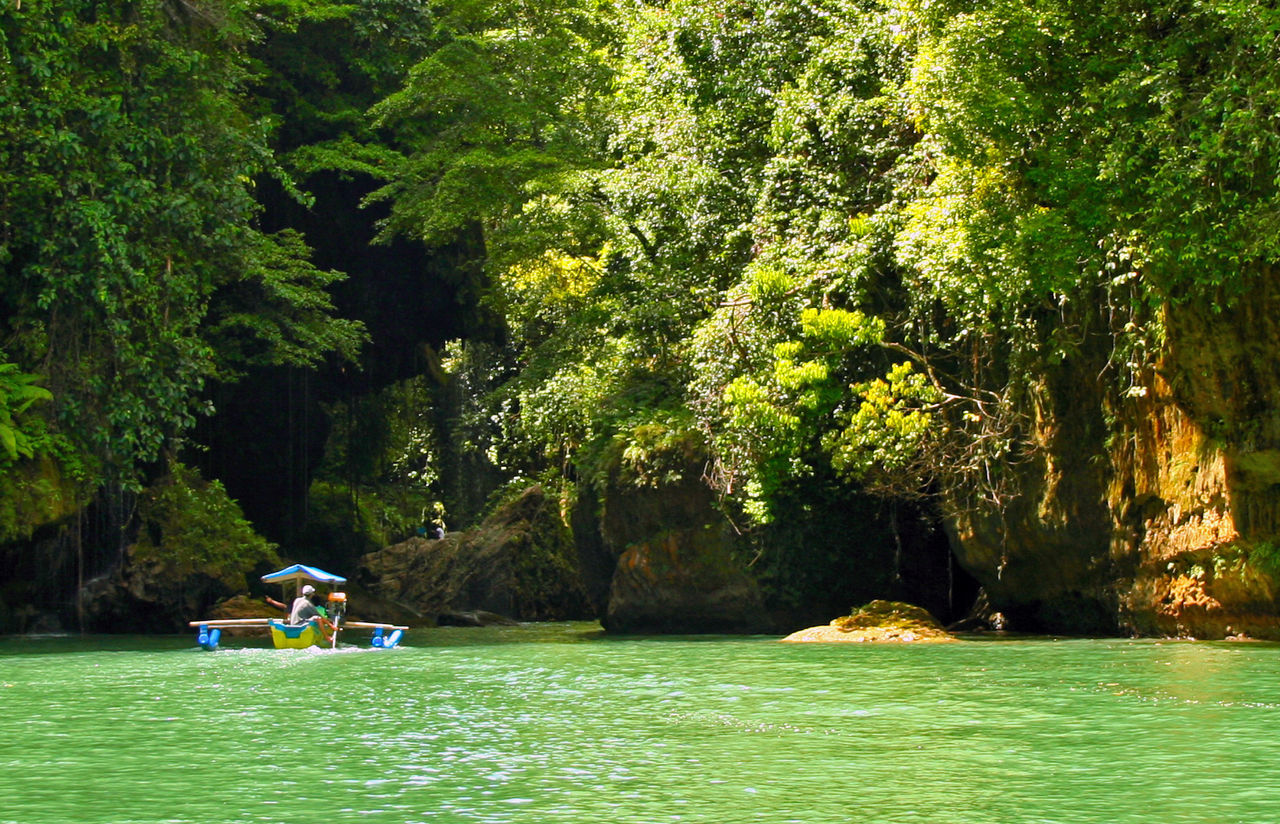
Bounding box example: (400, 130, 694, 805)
(781, 600, 957, 643)
(359, 485, 592, 624)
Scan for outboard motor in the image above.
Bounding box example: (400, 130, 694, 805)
(327, 592, 348, 627)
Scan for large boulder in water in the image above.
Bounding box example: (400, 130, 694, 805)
(574, 424, 768, 634)
(605, 525, 769, 634)
(358, 485, 592, 623)
(781, 600, 957, 643)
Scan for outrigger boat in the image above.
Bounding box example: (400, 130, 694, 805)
(189, 564, 408, 651)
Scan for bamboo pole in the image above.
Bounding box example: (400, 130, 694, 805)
(186, 618, 274, 627)
(343, 621, 410, 631)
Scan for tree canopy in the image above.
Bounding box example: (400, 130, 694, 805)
(4, 0, 1279, 590)
(0, 0, 366, 489)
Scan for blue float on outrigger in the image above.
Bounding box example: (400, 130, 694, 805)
(189, 564, 407, 651)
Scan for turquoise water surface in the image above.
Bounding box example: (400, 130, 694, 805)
(2, 624, 1279, 824)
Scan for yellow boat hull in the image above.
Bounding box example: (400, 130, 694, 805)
(268, 619, 327, 649)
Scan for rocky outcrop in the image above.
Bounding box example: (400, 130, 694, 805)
(606, 525, 770, 633)
(358, 485, 592, 623)
(946, 278, 1280, 639)
(1113, 278, 1280, 638)
(943, 332, 1120, 634)
(782, 600, 956, 643)
(0, 457, 89, 633)
(573, 425, 768, 634)
(78, 544, 238, 633)
(572, 421, 965, 634)
(72, 462, 279, 634)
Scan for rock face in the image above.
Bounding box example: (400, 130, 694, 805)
(1116, 283, 1280, 638)
(573, 428, 769, 634)
(782, 600, 956, 643)
(947, 282, 1280, 639)
(943, 340, 1119, 634)
(606, 525, 770, 634)
(0, 457, 88, 633)
(359, 485, 592, 623)
(78, 545, 235, 633)
(572, 423, 966, 634)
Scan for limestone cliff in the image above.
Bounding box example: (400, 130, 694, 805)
(572, 426, 770, 634)
(572, 422, 960, 634)
(947, 281, 1280, 639)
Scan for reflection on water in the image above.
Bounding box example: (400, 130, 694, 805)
(2, 627, 1278, 823)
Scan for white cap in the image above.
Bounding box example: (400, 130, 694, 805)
(302, 584, 315, 596)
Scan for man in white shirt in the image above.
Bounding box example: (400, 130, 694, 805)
(289, 584, 321, 624)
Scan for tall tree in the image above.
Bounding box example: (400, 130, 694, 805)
(0, 0, 363, 490)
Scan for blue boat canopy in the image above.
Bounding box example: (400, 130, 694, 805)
(261, 564, 347, 586)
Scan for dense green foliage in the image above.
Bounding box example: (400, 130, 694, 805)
(0, 0, 365, 493)
(303, 376, 441, 564)
(132, 460, 279, 590)
(396, 0, 1280, 529)
(5, 0, 1279, 613)
(0, 360, 52, 463)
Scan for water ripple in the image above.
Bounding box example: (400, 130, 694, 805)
(2, 630, 1278, 823)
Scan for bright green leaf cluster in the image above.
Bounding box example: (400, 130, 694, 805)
(0, 361, 53, 462)
(828, 362, 941, 482)
(132, 461, 279, 591)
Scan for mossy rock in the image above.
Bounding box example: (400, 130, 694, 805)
(0, 455, 86, 544)
(605, 524, 769, 634)
(780, 600, 956, 643)
(359, 485, 592, 623)
(209, 595, 275, 620)
(207, 596, 280, 636)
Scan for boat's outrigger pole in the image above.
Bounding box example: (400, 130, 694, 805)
(189, 618, 272, 651)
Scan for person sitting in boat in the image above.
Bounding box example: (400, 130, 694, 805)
(288, 585, 335, 643)
(289, 585, 323, 624)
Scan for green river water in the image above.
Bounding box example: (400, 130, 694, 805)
(2, 623, 1278, 824)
